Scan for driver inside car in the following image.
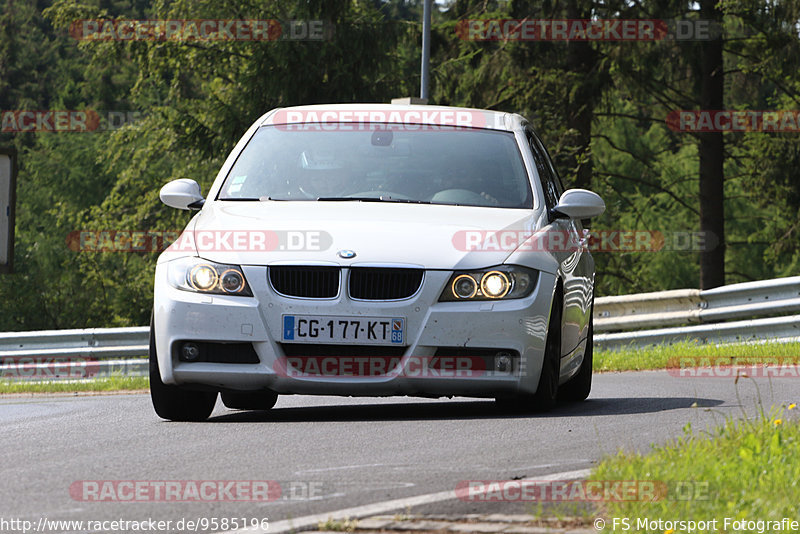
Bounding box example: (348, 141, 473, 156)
(297, 166, 359, 199)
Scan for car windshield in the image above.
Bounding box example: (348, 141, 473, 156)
(218, 124, 533, 208)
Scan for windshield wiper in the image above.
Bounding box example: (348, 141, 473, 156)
(316, 196, 431, 204)
(384, 198, 432, 204)
(317, 196, 384, 202)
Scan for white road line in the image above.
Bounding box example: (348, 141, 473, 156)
(293, 463, 400, 474)
(221, 468, 591, 534)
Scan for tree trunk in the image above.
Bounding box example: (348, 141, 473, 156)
(698, 0, 725, 289)
(565, 0, 595, 191)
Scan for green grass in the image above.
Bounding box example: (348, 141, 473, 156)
(594, 341, 800, 373)
(0, 375, 149, 394)
(591, 405, 800, 532)
(316, 517, 358, 532)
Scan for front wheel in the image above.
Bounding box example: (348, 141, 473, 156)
(149, 314, 217, 422)
(559, 311, 593, 402)
(530, 292, 562, 411)
(496, 291, 562, 412)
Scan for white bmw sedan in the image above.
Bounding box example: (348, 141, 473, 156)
(150, 103, 605, 421)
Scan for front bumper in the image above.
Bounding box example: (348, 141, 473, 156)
(153, 262, 556, 398)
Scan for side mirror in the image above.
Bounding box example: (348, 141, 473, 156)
(159, 179, 205, 210)
(552, 189, 605, 220)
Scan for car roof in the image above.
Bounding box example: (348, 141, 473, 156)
(258, 103, 527, 132)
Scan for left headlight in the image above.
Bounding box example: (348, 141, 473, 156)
(439, 265, 537, 302)
(167, 257, 253, 296)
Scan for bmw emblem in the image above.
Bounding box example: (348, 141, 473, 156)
(338, 249, 356, 259)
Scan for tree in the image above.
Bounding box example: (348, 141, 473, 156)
(697, 0, 726, 288)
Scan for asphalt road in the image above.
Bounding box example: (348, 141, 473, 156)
(1, 371, 796, 533)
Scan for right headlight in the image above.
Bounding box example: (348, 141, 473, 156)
(167, 257, 253, 297)
(439, 265, 537, 301)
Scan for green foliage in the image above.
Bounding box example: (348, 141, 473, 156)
(0, 0, 409, 330)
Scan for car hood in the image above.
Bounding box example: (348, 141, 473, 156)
(166, 201, 543, 270)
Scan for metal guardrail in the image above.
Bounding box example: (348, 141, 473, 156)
(1, 277, 799, 380)
(0, 327, 148, 379)
(594, 276, 800, 350)
(595, 314, 800, 349)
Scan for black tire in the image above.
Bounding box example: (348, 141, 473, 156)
(558, 310, 593, 402)
(530, 292, 562, 411)
(495, 290, 562, 412)
(149, 313, 217, 422)
(221, 391, 278, 411)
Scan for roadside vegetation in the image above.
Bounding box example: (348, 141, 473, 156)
(594, 341, 800, 372)
(591, 404, 799, 532)
(0, 375, 148, 394)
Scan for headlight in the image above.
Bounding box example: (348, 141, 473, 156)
(439, 266, 537, 301)
(168, 257, 253, 296)
(480, 271, 510, 298)
(452, 274, 478, 299)
(189, 264, 218, 291)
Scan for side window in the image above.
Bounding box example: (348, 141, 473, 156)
(534, 133, 565, 197)
(527, 131, 559, 210)
(533, 132, 586, 231)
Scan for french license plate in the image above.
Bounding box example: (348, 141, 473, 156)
(282, 315, 405, 345)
